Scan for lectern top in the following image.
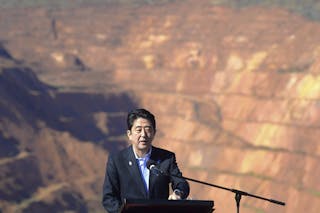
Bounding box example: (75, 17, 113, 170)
(120, 199, 214, 213)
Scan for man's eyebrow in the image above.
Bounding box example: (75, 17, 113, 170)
(134, 125, 152, 128)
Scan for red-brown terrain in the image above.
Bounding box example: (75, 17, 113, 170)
(1, 0, 320, 212)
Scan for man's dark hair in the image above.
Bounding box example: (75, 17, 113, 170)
(127, 108, 156, 131)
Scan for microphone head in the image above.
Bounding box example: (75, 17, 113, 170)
(146, 159, 156, 170)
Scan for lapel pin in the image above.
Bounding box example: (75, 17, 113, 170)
(129, 161, 132, 166)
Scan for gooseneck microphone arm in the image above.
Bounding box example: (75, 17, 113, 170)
(147, 162, 285, 213)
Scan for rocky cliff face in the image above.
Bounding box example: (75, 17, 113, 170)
(1, 1, 320, 212)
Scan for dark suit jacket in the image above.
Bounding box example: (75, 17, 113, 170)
(102, 145, 190, 213)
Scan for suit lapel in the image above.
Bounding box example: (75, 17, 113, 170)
(125, 146, 148, 198)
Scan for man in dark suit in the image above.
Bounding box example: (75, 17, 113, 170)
(102, 108, 190, 213)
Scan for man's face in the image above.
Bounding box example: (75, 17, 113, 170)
(127, 117, 155, 154)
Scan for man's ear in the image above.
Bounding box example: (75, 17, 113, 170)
(127, 130, 131, 138)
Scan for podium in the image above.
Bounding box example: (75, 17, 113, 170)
(119, 199, 214, 213)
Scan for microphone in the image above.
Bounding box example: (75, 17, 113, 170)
(146, 159, 156, 170)
(146, 160, 164, 175)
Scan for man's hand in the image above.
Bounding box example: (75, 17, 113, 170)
(168, 189, 183, 200)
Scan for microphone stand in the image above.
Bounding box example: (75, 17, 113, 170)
(153, 168, 285, 213)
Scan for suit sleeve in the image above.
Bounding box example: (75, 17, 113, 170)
(168, 153, 190, 199)
(102, 154, 121, 213)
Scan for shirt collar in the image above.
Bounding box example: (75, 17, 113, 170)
(133, 146, 152, 160)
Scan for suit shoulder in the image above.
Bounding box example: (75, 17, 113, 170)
(152, 146, 174, 157)
(109, 146, 131, 160)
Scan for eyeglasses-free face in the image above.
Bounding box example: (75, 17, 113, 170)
(127, 118, 156, 157)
